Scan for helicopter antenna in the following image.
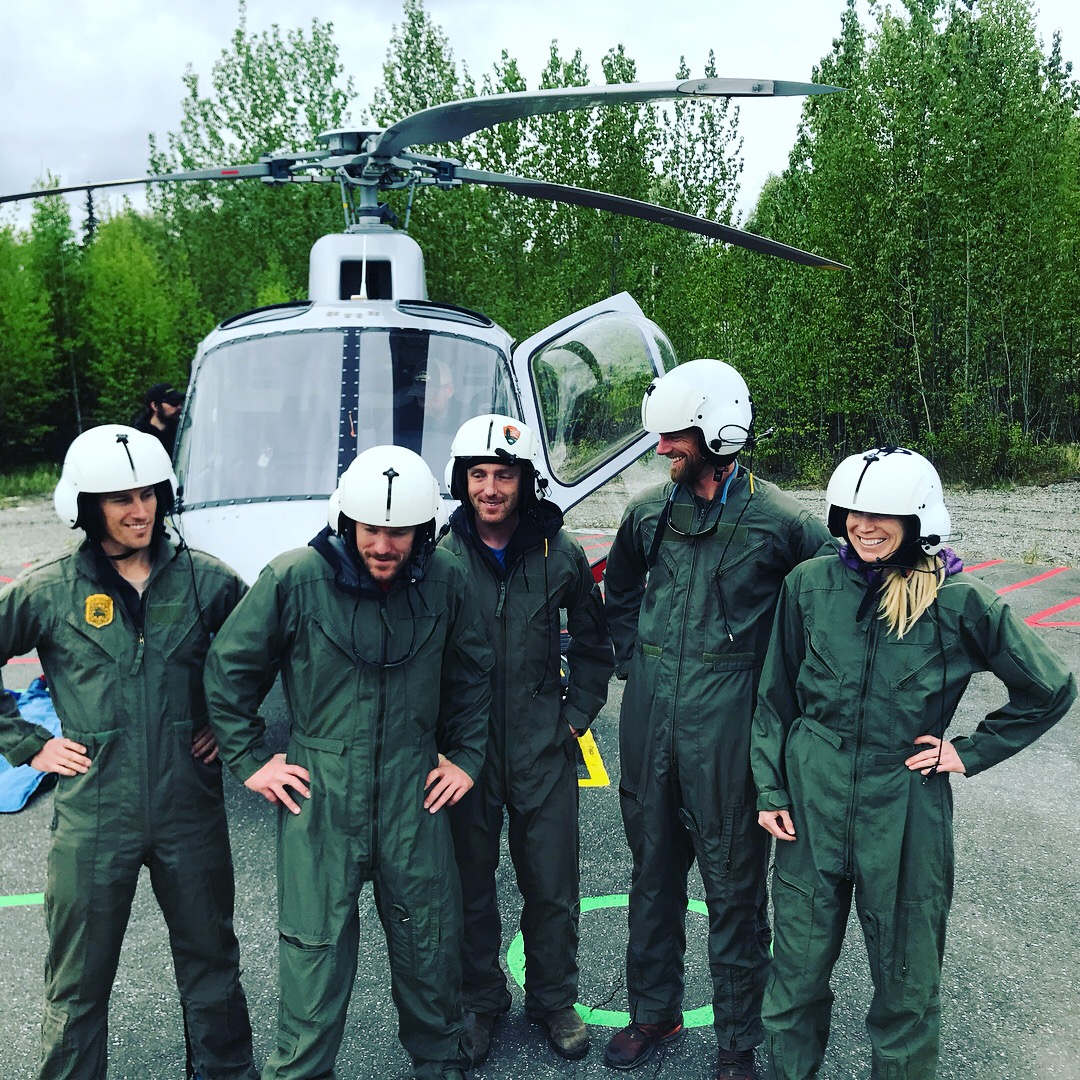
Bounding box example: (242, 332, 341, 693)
(356, 235, 368, 301)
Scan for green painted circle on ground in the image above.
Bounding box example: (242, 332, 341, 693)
(505, 892, 714, 1028)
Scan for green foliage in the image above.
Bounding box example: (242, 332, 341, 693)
(3, 0, 1079, 486)
(0, 226, 59, 462)
(0, 463, 61, 500)
(369, 0, 745, 358)
(25, 188, 85, 451)
(79, 213, 197, 424)
(147, 0, 355, 320)
(736, 0, 1080, 483)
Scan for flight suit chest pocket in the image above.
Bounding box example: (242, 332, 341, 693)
(891, 643, 947, 692)
(154, 601, 209, 660)
(310, 615, 356, 662)
(61, 613, 128, 665)
(803, 626, 841, 681)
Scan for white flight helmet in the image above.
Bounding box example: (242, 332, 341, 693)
(334, 445, 440, 529)
(826, 446, 952, 555)
(54, 425, 177, 529)
(445, 414, 547, 502)
(640, 358, 753, 459)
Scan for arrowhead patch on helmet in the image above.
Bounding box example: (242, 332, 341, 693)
(502, 425, 521, 446)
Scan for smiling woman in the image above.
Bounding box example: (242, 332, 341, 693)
(843, 510, 906, 563)
(752, 445, 1077, 1079)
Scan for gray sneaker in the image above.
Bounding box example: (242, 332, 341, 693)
(535, 1006, 590, 1060)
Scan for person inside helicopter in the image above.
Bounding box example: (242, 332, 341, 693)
(397, 356, 460, 478)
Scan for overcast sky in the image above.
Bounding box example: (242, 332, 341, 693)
(3, 0, 1079, 233)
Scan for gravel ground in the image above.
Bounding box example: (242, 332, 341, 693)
(2, 460, 1078, 572)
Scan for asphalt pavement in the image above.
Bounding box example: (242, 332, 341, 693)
(1, 553, 1079, 1079)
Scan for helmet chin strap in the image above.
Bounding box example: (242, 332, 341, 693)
(105, 548, 141, 561)
(712, 459, 736, 482)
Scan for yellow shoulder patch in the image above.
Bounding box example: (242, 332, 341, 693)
(85, 593, 114, 629)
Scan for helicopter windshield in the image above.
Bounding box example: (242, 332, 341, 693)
(175, 327, 514, 507)
(358, 328, 514, 488)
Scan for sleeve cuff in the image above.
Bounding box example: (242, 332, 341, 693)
(561, 704, 591, 734)
(231, 745, 275, 784)
(756, 788, 792, 812)
(4, 727, 54, 768)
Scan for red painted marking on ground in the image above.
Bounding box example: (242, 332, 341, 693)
(1024, 595, 1080, 628)
(0, 575, 12, 583)
(6, 657, 40, 665)
(995, 567, 1068, 594)
(591, 558, 607, 584)
(964, 560, 1004, 572)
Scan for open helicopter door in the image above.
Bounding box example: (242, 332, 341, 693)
(511, 292, 672, 512)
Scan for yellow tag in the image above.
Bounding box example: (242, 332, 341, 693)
(85, 594, 114, 629)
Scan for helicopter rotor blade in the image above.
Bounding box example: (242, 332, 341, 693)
(0, 157, 332, 206)
(453, 167, 848, 270)
(372, 78, 843, 158)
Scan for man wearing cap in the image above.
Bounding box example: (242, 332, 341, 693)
(0, 425, 257, 1080)
(133, 382, 185, 456)
(442, 415, 614, 1064)
(205, 446, 493, 1080)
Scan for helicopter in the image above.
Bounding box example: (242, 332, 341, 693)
(2, 78, 847, 582)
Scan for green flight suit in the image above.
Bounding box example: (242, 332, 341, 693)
(0, 539, 256, 1080)
(441, 502, 614, 1017)
(604, 470, 833, 1051)
(204, 529, 493, 1080)
(752, 554, 1077, 1080)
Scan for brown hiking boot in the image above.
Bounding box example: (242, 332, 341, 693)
(534, 1006, 590, 1060)
(603, 1016, 684, 1070)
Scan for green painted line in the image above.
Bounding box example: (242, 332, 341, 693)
(507, 892, 715, 1028)
(0, 892, 44, 908)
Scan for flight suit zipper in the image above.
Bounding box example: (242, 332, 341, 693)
(670, 502, 707, 773)
(371, 606, 390, 870)
(844, 617, 878, 879)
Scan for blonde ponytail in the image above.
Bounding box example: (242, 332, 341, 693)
(878, 554, 945, 638)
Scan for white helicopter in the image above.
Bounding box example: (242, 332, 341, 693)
(3, 78, 846, 582)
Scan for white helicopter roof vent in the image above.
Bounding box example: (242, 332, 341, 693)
(308, 229, 428, 303)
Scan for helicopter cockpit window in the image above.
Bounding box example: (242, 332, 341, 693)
(529, 313, 674, 485)
(175, 327, 515, 508)
(176, 331, 343, 506)
(357, 329, 515, 489)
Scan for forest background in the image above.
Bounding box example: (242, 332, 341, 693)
(2, 0, 1078, 485)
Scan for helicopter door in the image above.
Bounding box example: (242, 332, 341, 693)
(511, 292, 675, 510)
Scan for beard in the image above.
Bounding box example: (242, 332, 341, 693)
(668, 448, 711, 486)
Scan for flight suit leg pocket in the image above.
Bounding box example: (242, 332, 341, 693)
(770, 867, 817, 978)
(894, 897, 946, 1010)
(386, 902, 419, 976)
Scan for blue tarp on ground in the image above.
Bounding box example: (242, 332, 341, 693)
(0, 678, 61, 812)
